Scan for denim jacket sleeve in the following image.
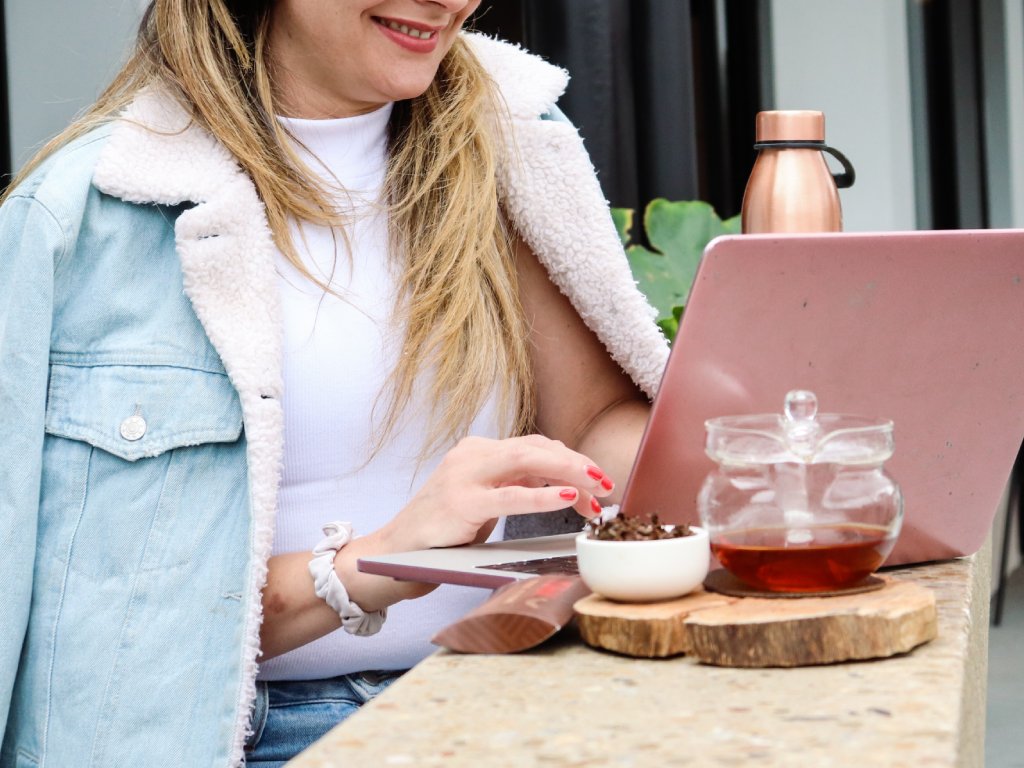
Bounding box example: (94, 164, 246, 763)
(0, 191, 64, 738)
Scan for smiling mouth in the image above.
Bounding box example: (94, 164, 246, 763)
(373, 17, 439, 40)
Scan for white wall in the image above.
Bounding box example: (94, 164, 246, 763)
(769, 0, 916, 232)
(5, 0, 146, 170)
(992, 0, 1024, 578)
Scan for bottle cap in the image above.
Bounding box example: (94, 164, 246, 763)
(755, 110, 825, 142)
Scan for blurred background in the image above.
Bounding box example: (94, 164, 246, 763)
(1, 0, 1020, 763)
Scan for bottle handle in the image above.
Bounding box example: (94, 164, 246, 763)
(752, 140, 856, 189)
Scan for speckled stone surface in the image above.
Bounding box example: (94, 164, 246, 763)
(289, 547, 990, 768)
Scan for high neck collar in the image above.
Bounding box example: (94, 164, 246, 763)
(278, 102, 393, 187)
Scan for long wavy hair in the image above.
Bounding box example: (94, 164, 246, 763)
(7, 0, 535, 457)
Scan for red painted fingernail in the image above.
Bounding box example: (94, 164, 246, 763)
(600, 477, 614, 491)
(559, 488, 578, 501)
(585, 465, 604, 481)
(591, 498, 602, 515)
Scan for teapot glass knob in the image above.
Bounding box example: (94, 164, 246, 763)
(784, 390, 818, 423)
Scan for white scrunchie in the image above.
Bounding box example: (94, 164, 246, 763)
(308, 522, 387, 637)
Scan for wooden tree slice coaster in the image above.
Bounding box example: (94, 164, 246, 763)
(573, 590, 733, 659)
(573, 575, 937, 667)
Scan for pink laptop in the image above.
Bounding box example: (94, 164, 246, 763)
(359, 229, 1024, 586)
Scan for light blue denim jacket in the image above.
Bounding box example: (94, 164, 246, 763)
(0, 34, 668, 768)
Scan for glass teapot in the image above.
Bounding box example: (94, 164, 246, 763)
(697, 390, 902, 593)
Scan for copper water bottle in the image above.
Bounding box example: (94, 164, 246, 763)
(741, 110, 855, 234)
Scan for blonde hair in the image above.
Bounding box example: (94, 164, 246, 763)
(8, 0, 535, 456)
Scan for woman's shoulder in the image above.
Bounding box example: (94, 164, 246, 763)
(6, 124, 115, 215)
(463, 33, 570, 121)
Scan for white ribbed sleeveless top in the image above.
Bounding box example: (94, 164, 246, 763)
(259, 103, 504, 681)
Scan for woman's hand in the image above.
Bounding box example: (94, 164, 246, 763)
(376, 433, 615, 554)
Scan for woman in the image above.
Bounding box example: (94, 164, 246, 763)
(0, 1, 668, 766)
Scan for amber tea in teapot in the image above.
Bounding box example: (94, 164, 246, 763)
(710, 520, 895, 593)
(698, 391, 903, 593)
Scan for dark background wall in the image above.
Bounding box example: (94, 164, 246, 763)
(469, 0, 771, 220)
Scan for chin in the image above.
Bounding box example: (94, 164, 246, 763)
(387, 83, 438, 103)
(377, 67, 445, 103)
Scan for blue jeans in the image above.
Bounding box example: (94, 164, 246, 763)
(245, 671, 405, 766)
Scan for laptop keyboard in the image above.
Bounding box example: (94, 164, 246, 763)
(481, 554, 579, 576)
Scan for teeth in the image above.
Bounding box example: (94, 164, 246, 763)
(384, 20, 434, 39)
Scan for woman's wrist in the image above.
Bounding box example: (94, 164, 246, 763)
(259, 524, 433, 661)
(308, 523, 387, 636)
(332, 525, 436, 612)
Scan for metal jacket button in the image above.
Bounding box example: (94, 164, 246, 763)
(119, 414, 147, 441)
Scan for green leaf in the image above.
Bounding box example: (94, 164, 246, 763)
(610, 207, 633, 247)
(646, 200, 721, 259)
(656, 306, 685, 343)
(657, 315, 679, 341)
(626, 199, 735, 325)
(627, 243, 695, 321)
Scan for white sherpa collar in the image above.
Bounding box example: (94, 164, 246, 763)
(92, 32, 569, 205)
(465, 33, 569, 119)
(93, 32, 668, 402)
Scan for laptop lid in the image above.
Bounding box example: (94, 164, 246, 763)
(620, 229, 1024, 565)
(359, 228, 1024, 585)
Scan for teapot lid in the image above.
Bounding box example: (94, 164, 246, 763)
(704, 390, 893, 465)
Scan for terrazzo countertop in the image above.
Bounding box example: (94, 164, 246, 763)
(289, 545, 990, 768)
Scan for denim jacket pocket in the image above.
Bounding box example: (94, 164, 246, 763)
(44, 363, 243, 460)
(41, 363, 248, 578)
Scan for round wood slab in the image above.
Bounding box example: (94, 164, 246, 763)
(573, 574, 937, 667)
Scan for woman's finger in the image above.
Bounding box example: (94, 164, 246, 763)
(484, 484, 600, 518)
(452, 435, 616, 498)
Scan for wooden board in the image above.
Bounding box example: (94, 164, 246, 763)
(573, 575, 937, 667)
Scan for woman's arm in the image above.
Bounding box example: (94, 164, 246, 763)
(513, 232, 651, 501)
(0, 194, 63, 738)
(260, 537, 430, 660)
(259, 234, 653, 660)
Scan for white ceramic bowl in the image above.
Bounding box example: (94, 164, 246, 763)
(575, 526, 710, 603)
